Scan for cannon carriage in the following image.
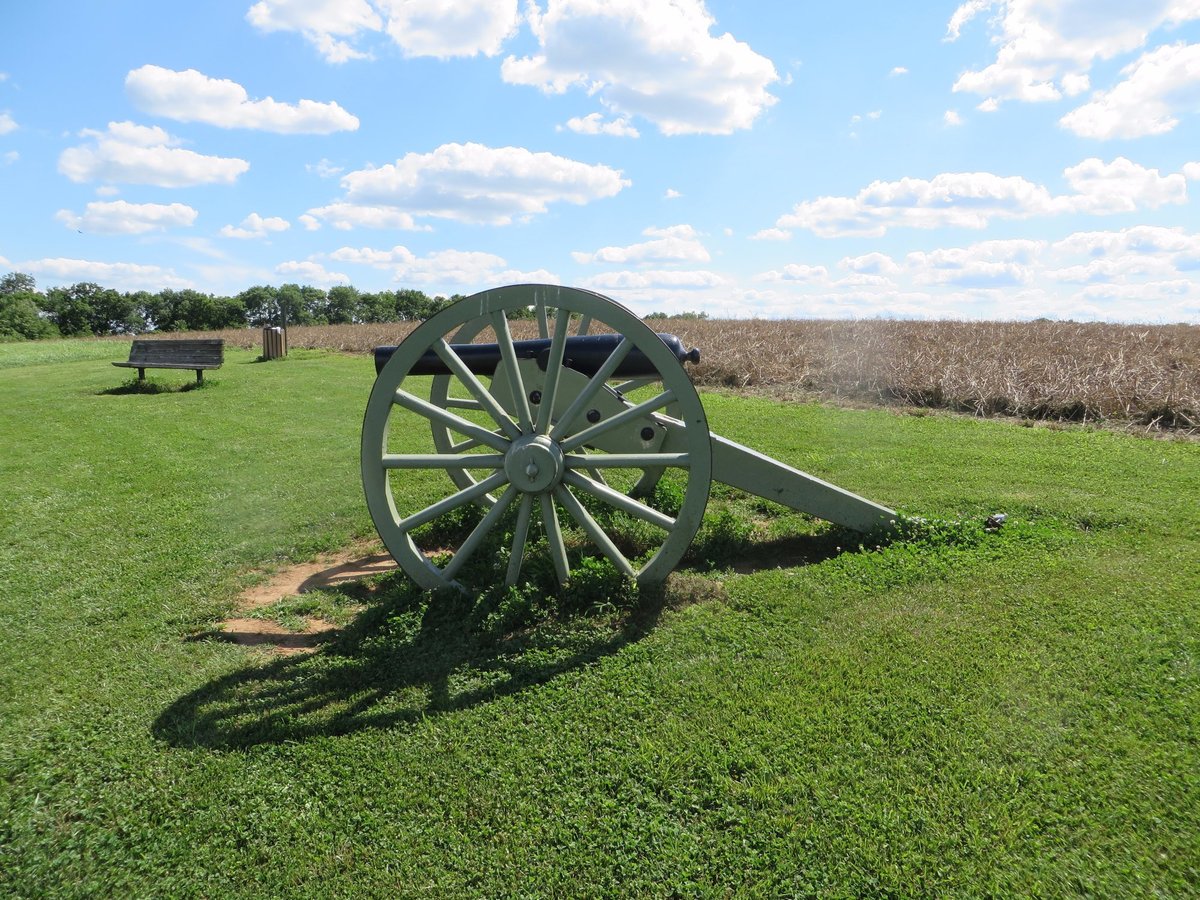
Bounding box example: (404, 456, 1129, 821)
(362, 284, 896, 592)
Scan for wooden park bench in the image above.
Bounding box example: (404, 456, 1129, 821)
(113, 339, 224, 384)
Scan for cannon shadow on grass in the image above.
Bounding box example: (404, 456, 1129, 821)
(157, 579, 679, 750)
(154, 536, 849, 751)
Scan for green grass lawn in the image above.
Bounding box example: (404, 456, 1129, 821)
(1, 340, 1197, 897)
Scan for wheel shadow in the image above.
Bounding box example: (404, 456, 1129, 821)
(155, 574, 694, 751)
(155, 531, 857, 752)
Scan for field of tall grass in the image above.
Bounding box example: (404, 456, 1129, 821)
(183, 318, 1200, 431)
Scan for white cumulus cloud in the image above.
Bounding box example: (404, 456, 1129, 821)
(220, 212, 292, 239)
(23, 258, 193, 290)
(246, 0, 519, 62)
(273, 260, 348, 285)
(246, 0, 382, 62)
(772, 157, 1189, 238)
(571, 225, 709, 264)
(501, 0, 779, 135)
(0, 111, 16, 135)
(756, 264, 830, 283)
(582, 269, 727, 291)
(313, 141, 629, 227)
(944, 0, 990, 42)
(946, 0, 1200, 107)
(1061, 156, 1188, 213)
(906, 240, 1043, 287)
(126, 65, 359, 134)
(839, 252, 902, 275)
(305, 203, 422, 231)
(749, 227, 792, 241)
(58, 121, 249, 187)
(55, 200, 198, 234)
(1059, 42, 1200, 139)
(562, 113, 640, 137)
(381, 0, 519, 58)
(329, 243, 556, 287)
(307, 158, 344, 178)
(276, 260, 350, 285)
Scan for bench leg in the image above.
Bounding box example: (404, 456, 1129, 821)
(196, 369, 203, 385)
(138, 367, 146, 381)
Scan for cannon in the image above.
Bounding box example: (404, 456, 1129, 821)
(362, 284, 896, 591)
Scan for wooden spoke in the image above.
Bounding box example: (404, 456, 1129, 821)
(383, 453, 505, 470)
(539, 493, 570, 584)
(563, 471, 675, 531)
(444, 397, 484, 410)
(554, 486, 635, 578)
(612, 377, 656, 395)
(505, 494, 534, 586)
(534, 308, 571, 435)
(491, 310, 533, 433)
(396, 471, 509, 533)
(575, 314, 592, 336)
(535, 299, 549, 339)
(564, 452, 690, 469)
(549, 337, 633, 441)
(441, 484, 519, 580)
(393, 388, 511, 452)
(433, 338, 521, 439)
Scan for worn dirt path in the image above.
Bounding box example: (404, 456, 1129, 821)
(219, 542, 396, 654)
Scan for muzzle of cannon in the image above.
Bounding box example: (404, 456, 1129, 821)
(362, 284, 896, 592)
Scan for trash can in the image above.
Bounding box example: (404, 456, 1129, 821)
(262, 326, 286, 360)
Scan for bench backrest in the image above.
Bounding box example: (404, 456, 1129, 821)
(128, 339, 224, 367)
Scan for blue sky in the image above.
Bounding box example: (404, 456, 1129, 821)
(2, 0, 1199, 321)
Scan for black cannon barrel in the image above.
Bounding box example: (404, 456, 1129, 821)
(374, 333, 700, 377)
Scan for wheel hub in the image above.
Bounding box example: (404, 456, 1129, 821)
(504, 434, 564, 493)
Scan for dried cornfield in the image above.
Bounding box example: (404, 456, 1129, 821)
(191, 318, 1200, 432)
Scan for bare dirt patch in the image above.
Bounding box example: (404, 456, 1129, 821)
(218, 542, 396, 654)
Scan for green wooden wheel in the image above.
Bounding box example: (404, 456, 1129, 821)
(361, 284, 712, 591)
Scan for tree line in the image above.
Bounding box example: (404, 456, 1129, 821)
(0, 271, 466, 342)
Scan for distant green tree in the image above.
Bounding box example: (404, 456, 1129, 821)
(171, 291, 244, 330)
(238, 285, 281, 328)
(277, 283, 325, 326)
(1, 272, 38, 296)
(0, 272, 55, 341)
(125, 291, 155, 331)
(0, 292, 57, 340)
(41, 282, 133, 336)
(394, 288, 438, 320)
(323, 285, 361, 324)
(644, 310, 708, 320)
(3, 275, 572, 335)
(89, 287, 139, 334)
(358, 290, 395, 323)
